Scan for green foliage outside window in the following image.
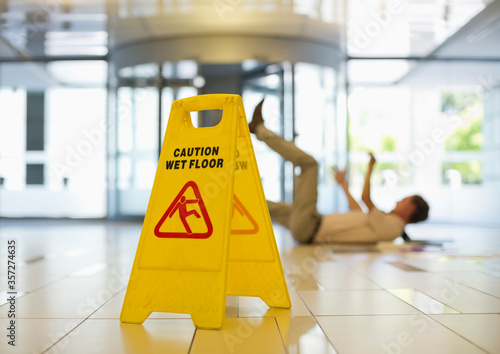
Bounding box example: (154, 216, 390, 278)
(350, 134, 398, 152)
(443, 161, 482, 184)
(441, 92, 483, 184)
(444, 117, 483, 152)
(349, 162, 411, 187)
(442, 92, 483, 151)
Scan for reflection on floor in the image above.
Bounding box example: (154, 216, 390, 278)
(1, 220, 499, 353)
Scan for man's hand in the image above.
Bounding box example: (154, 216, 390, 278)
(362, 152, 376, 211)
(368, 152, 376, 168)
(332, 166, 347, 185)
(332, 166, 362, 211)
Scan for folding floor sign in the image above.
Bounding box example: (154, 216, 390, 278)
(120, 94, 291, 329)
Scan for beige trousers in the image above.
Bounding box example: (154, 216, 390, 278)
(256, 125, 322, 243)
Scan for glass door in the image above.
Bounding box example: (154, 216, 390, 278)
(112, 62, 200, 217)
(0, 61, 107, 218)
(242, 65, 290, 203)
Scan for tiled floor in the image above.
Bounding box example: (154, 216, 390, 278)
(1, 220, 500, 353)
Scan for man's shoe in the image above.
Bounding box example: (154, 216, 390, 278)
(249, 98, 265, 134)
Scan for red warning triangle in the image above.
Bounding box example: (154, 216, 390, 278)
(231, 194, 259, 235)
(154, 181, 213, 239)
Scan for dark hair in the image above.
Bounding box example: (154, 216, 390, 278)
(409, 195, 429, 223)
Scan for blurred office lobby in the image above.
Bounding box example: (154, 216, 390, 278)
(1, 0, 500, 353)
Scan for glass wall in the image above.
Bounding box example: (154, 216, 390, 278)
(0, 61, 107, 218)
(294, 62, 340, 214)
(242, 68, 285, 203)
(346, 59, 500, 225)
(108, 60, 343, 218)
(242, 62, 342, 213)
(109, 61, 201, 217)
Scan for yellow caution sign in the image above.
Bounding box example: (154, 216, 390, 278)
(120, 94, 291, 329)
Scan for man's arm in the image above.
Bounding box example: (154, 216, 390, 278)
(333, 167, 362, 211)
(361, 152, 376, 211)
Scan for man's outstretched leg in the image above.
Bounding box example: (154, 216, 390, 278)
(250, 99, 321, 243)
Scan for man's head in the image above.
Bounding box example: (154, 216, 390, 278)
(393, 195, 429, 224)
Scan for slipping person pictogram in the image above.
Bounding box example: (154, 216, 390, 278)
(154, 181, 213, 239)
(231, 194, 259, 234)
(169, 195, 201, 235)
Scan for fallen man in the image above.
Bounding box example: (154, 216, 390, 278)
(249, 99, 429, 244)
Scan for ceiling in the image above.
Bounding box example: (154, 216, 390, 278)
(0, 0, 498, 59)
(0, 0, 498, 88)
(394, 0, 500, 87)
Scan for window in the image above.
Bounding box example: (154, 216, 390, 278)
(441, 91, 483, 185)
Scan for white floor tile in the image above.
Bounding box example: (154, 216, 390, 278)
(476, 285, 500, 298)
(419, 287, 500, 313)
(299, 290, 421, 316)
(1, 220, 499, 353)
(190, 317, 285, 354)
(238, 289, 311, 317)
(40, 275, 127, 294)
(317, 315, 485, 354)
(368, 272, 454, 289)
(53, 319, 195, 354)
(3, 289, 114, 319)
(431, 314, 500, 353)
(287, 272, 325, 290)
(276, 316, 337, 354)
(9, 275, 63, 293)
(312, 263, 380, 290)
(438, 271, 500, 294)
(388, 288, 459, 314)
(0, 318, 82, 354)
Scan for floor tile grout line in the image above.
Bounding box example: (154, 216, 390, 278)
(344, 261, 389, 289)
(416, 276, 500, 308)
(413, 288, 465, 314)
(295, 288, 432, 317)
(41, 286, 125, 354)
(0, 273, 73, 303)
(424, 315, 490, 353)
(311, 314, 340, 353)
(313, 313, 490, 353)
(432, 312, 500, 315)
(382, 288, 431, 316)
(2, 261, 123, 300)
(297, 288, 389, 292)
(382, 287, 493, 352)
(292, 288, 315, 318)
(187, 328, 197, 354)
(462, 286, 500, 300)
(481, 269, 500, 279)
(292, 287, 346, 352)
(273, 316, 289, 354)
(387, 287, 462, 314)
(88, 286, 127, 319)
(41, 318, 88, 354)
(314, 314, 426, 321)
